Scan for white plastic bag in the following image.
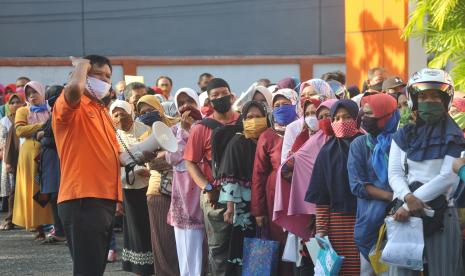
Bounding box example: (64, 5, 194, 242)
(282, 233, 298, 262)
(381, 216, 424, 271)
(306, 238, 321, 264)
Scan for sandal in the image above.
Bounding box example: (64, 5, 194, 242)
(41, 235, 66, 245)
(0, 221, 14, 230)
(34, 232, 46, 242)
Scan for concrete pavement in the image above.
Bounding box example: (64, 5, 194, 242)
(0, 212, 131, 276)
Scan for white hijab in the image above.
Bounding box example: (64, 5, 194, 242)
(174, 88, 200, 111)
(233, 82, 272, 112)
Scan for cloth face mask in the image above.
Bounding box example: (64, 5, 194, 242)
(305, 116, 319, 132)
(86, 76, 111, 100)
(243, 117, 268, 139)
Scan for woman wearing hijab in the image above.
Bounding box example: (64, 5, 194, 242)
(450, 98, 465, 135)
(251, 88, 298, 275)
(281, 79, 334, 163)
(0, 84, 17, 118)
(162, 101, 178, 119)
(12, 81, 53, 240)
(198, 91, 213, 118)
(165, 88, 205, 276)
(37, 85, 66, 244)
(136, 95, 179, 276)
(273, 99, 336, 274)
(276, 77, 300, 92)
(305, 99, 362, 275)
(273, 99, 337, 239)
(347, 93, 399, 275)
(232, 82, 272, 112)
(0, 85, 6, 106)
(389, 69, 465, 275)
(0, 93, 25, 230)
(286, 98, 321, 153)
(218, 101, 268, 274)
(110, 99, 154, 275)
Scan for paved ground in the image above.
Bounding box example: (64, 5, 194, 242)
(0, 212, 131, 276)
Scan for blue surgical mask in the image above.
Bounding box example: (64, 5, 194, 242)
(136, 111, 161, 126)
(273, 104, 297, 126)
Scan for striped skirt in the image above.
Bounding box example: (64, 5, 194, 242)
(147, 194, 179, 276)
(316, 206, 360, 275)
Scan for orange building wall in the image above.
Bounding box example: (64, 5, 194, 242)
(345, 0, 408, 88)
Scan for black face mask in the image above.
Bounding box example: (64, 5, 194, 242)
(369, 82, 383, 92)
(389, 92, 401, 101)
(210, 95, 232, 114)
(361, 116, 381, 136)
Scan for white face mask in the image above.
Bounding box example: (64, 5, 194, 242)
(305, 116, 319, 131)
(86, 76, 111, 100)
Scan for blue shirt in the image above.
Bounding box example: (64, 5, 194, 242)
(347, 135, 392, 259)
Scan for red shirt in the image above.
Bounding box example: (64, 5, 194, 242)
(183, 112, 240, 182)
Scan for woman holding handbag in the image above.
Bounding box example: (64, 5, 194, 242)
(388, 68, 465, 275)
(251, 89, 299, 276)
(347, 93, 398, 275)
(218, 100, 269, 275)
(305, 99, 362, 275)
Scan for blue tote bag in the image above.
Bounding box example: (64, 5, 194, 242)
(242, 228, 280, 276)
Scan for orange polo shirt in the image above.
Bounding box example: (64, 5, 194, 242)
(53, 94, 122, 204)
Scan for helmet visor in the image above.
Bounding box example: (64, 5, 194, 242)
(409, 82, 451, 94)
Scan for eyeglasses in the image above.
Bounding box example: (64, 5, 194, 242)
(160, 84, 169, 87)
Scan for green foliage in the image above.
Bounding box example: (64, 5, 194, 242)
(404, 0, 465, 90)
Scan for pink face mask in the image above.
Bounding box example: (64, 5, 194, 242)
(331, 119, 359, 138)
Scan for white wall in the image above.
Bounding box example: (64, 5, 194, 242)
(313, 63, 346, 79)
(0, 63, 347, 96)
(0, 65, 124, 87)
(137, 64, 301, 96)
(408, 1, 428, 76)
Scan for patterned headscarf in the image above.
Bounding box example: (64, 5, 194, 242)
(299, 79, 335, 100)
(272, 89, 299, 105)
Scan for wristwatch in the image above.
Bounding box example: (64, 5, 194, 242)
(203, 183, 214, 194)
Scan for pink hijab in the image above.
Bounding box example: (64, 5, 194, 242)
(272, 100, 336, 239)
(24, 81, 50, 124)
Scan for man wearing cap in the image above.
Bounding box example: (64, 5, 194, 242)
(352, 67, 385, 106)
(382, 76, 406, 99)
(184, 78, 239, 276)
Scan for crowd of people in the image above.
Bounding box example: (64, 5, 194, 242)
(1, 55, 465, 276)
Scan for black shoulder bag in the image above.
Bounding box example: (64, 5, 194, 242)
(387, 154, 448, 236)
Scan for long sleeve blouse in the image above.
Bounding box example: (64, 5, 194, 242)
(388, 140, 459, 208)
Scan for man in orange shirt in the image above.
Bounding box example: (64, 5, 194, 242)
(53, 55, 122, 275)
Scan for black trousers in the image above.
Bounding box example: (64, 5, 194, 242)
(58, 198, 116, 276)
